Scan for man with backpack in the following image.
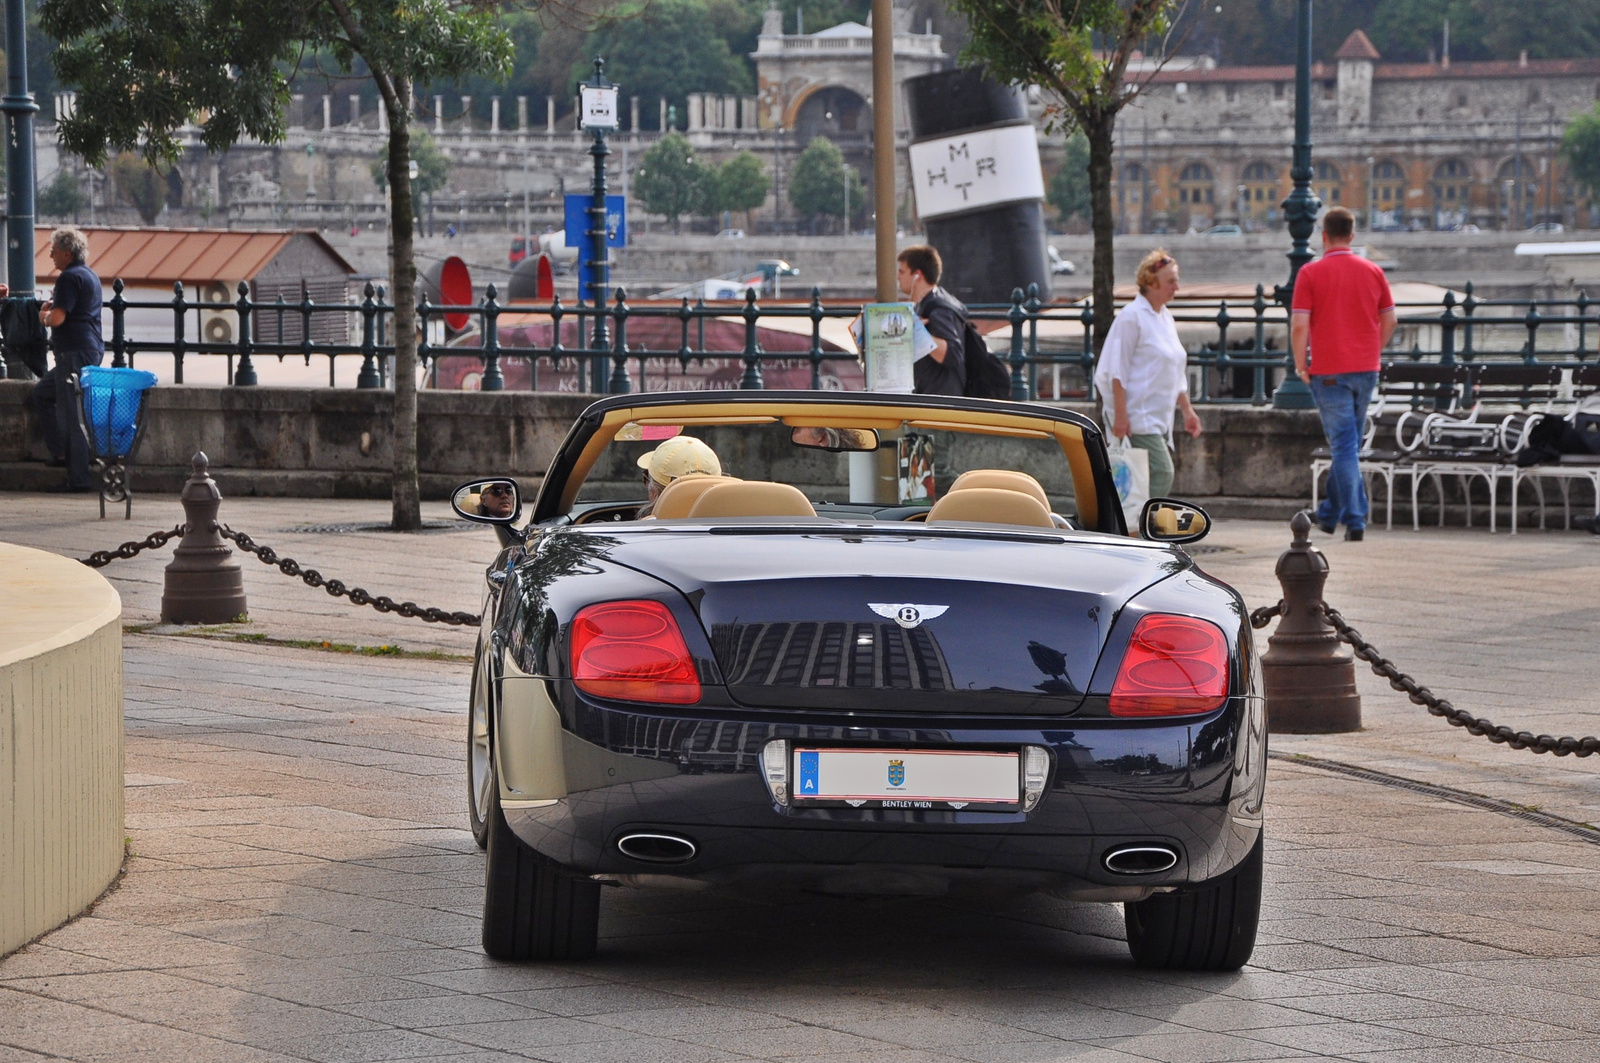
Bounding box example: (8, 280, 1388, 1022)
(894, 245, 1012, 399)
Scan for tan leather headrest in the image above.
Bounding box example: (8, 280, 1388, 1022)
(653, 474, 737, 519)
(688, 481, 817, 519)
(948, 469, 1051, 511)
(928, 487, 1054, 528)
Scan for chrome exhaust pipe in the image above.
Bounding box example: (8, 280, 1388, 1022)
(1103, 845, 1179, 875)
(616, 832, 698, 864)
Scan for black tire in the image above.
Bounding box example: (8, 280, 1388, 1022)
(481, 761, 601, 962)
(1124, 832, 1263, 971)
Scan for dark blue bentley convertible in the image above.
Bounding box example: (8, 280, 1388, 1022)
(453, 390, 1265, 970)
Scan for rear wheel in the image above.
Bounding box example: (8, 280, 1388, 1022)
(1124, 832, 1262, 971)
(481, 758, 600, 962)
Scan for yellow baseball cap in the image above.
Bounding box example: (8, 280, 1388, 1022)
(637, 436, 722, 486)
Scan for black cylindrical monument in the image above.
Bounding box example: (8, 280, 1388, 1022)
(904, 69, 1050, 305)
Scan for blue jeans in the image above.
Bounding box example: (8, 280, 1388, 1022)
(1310, 371, 1378, 531)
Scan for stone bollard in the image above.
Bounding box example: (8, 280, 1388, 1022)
(1260, 511, 1361, 733)
(160, 453, 248, 624)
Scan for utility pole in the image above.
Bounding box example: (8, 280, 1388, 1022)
(3, 0, 38, 302)
(1272, 0, 1321, 410)
(870, 0, 895, 301)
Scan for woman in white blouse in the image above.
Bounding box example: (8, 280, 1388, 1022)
(1092, 249, 1203, 499)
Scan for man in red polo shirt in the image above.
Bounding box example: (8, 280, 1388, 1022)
(1291, 206, 1396, 541)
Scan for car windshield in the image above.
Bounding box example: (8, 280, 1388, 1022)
(569, 411, 1092, 524)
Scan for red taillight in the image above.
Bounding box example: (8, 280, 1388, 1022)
(571, 600, 702, 704)
(1109, 614, 1229, 717)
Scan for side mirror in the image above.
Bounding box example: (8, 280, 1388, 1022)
(1140, 498, 1210, 544)
(452, 477, 523, 526)
(790, 426, 880, 452)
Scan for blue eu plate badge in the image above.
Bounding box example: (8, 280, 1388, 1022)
(798, 750, 820, 796)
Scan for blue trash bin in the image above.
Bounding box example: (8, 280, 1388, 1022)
(76, 365, 159, 519)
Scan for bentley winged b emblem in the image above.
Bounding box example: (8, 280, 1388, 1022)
(869, 603, 949, 630)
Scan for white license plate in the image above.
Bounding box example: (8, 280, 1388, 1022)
(792, 747, 1019, 808)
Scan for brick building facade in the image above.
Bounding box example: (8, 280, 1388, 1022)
(1110, 30, 1600, 234)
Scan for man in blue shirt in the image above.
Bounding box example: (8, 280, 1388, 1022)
(6, 227, 104, 491)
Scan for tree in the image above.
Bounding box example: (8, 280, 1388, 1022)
(585, 0, 753, 129)
(634, 133, 711, 231)
(1047, 131, 1090, 227)
(38, 169, 90, 220)
(43, 0, 514, 531)
(108, 152, 166, 224)
(370, 129, 451, 195)
(787, 137, 865, 232)
(950, 0, 1182, 354)
(1563, 105, 1600, 202)
(709, 152, 770, 231)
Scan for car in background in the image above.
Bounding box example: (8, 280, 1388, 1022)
(453, 390, 1266, 971)
(1200, 224, 1244, 236)
(1526, 222, 1565, 233)
(716, 228, 747, 239)
(1047, 245, 1076, 275)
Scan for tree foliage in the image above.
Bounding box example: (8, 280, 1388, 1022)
(787, 137, 864, 230)
(634, 132, 711, 230)
(40, 0, 514, 530)
(38, 169, 90, 220)
(109, 152, 166, 224)
(585, 0, 754, 129)
(950, 0, 1181, 352)
(709, 152, 770, 218)
(370, 130, 451, 196)
(1047, 131, 1090, 223)
(1183, 1, 1600, 65)
(1563, 106, 1600, 200)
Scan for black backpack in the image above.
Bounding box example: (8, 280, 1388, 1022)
(960, 318, 1013, 400)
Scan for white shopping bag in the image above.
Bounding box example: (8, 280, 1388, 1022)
(1106, 435, 1149, 529)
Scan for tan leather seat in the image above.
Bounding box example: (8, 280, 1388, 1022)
(688, 481, 817, 519)
(652, 474, 737, 519)
(948, 469, 1052, 511)
(927, 487, 1054, 528)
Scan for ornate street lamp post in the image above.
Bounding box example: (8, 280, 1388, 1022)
(579, 58, 623, 392)
(1272, 0, 1322, 410)
(2, 0, 38, 317)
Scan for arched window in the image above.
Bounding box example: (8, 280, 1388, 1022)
(1117, 163, 1147, 231)
(1314, 161, 1342, 205)
(1498, 156, 1540, 228)
(1178, 162, 1214, 204)
(1240, 162, 1280, 227)
(1368, 160, 1407, 228)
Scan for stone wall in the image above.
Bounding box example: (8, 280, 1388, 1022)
(0, 381, 1324, 504)
(0, 381, 591, 498)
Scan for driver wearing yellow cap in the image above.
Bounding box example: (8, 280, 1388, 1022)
(635, 435, 723, 518)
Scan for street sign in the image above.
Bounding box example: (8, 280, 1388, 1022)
(563, 194, 626, 252)
(579, 85, 619, 130)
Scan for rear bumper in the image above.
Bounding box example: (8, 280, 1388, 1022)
(499, 687, 1266, 896)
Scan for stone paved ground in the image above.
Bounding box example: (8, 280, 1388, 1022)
(3, 495, 1600, 1061)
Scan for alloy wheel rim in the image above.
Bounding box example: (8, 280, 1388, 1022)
(470, 655, 492, 819)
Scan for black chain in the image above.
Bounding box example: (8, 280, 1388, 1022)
(215, 525, 481, 626)
(1249, 602, 1284, 629)
(79, 525, 185, 568)
(1254, 598, 1600, 757)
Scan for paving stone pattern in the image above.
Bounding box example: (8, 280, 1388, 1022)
(3, 495, 1600, 1061)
